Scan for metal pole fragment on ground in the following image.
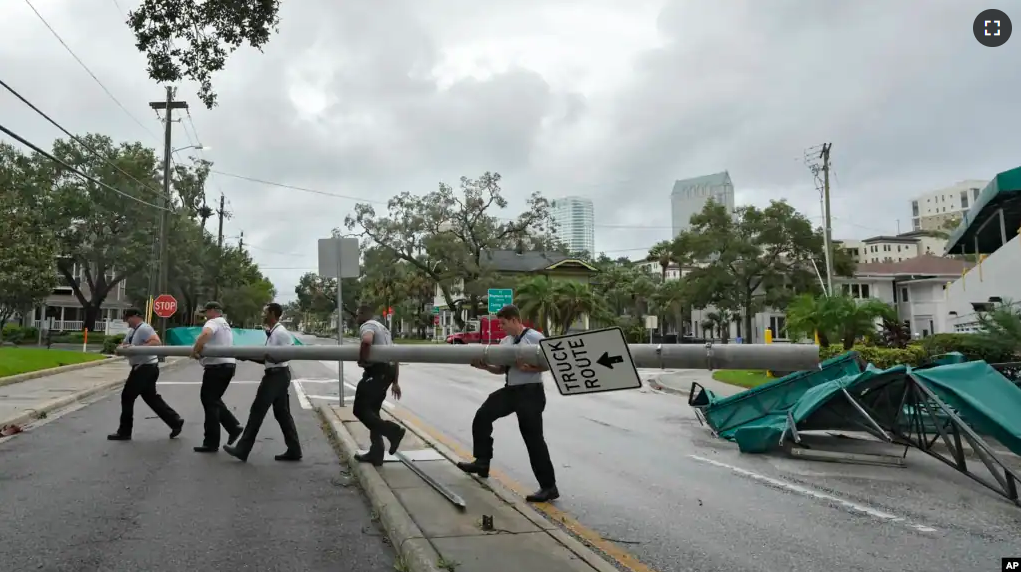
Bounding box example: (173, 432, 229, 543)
(117, 343, 820, 371)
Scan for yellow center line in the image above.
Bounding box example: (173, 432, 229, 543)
(389, 406, 662, 572)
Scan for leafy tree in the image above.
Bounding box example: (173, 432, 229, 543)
(652, 279, 690, 335)
(515, 276, 559, 333)
(976, 299, 1021, 351)
(34, 134, 165, 331)
(678, 200, 851, 338)
(0, 145, 58, 337)
(127, 0, 282, 108)
(293, 271, 360, 332)
(345, 172, 558, 330)
(361, 246, 405, 317)
(223, 278, 275, 328)
(514, 276, 605, 335)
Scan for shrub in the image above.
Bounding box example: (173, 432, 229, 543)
(102, 334, 126, 355)
(2, 323, 24, 343)
(921, 333, 1017, 363)
(819, 344, 927, 369)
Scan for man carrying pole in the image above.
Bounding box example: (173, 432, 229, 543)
(108, 308, 184, 441)
(457, 304, 559, 503)
(224, 303, 302, 462)
(190, 301, 243, 453)
(352, 305, 405, 466)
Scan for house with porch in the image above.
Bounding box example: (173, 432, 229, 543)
(20, 259, 134, 334)
(432, 249, 598, 338)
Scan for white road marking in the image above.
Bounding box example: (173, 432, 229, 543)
(688, 455, 938, 533)
(292, 380, 313, 410)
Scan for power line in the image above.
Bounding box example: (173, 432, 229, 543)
(208, 168, 677, 230)
(0, 77, 165, 199)
(0, 122, 168, 211)
(22, 0, 160, 143)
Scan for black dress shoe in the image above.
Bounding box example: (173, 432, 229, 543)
(227, 426, 244, 446)
(388, 427, 406, 455)
(274, 451, 302, 462)
(456, 459, 490, 478)
(169, 419, 184, 439)
(223, 444, 248, 462)
(107, 433, 131, 441)
(353, 452, 384, 466)
(193, 445, 218, 453)
(525, 486, 560, 503)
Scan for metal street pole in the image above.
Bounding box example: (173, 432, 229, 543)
(118, 342, 821, 372)
(149, 86, 188, 342)
(336, 246, 345, 407)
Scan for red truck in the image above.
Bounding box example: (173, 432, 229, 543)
(445, 316, 538, 344)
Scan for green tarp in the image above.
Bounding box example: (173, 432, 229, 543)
(911, 361, 1021, 457)
(693, 351, 1021, 457)
(164, 327, 305, 347)
(692, 351, 865, 440)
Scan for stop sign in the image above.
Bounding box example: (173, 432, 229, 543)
(153, 294, 178, 319)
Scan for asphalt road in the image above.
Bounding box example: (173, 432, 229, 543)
(296, 335, 1018, 572)
(0, 358, 395, 572)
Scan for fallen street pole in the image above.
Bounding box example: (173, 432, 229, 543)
(116, 342, 820, 371)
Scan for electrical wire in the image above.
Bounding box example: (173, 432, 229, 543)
(207, 168, 677, 230)
(22, 0, 160, 143)
(0, 122, 168, 211)
(0, 77, 166, 199)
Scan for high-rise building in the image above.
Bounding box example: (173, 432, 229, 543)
(909, 180, 989, 232)
(550, 196, 595, 257)
(671, 171, 735, 236)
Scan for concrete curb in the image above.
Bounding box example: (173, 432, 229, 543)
(380, 409, 621, 572)
(646, 378, 689, 396)
(314, 406, 443, 572)
(0, 355, 126, 388)
(0, 358, 190, 430)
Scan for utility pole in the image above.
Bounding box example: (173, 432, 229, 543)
(213, 193, 227, 300)
(239, 230, 244, 250)
(150, 86, 188, 342)
(820, 143, 834, 296)
(805, 143, 835, 296)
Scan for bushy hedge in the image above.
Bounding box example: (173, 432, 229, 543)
(102, 334, 126, 355)
(920, 333, 1016, 364)
(818, 332, 1019, 369)
(1, 324, 39, 344)
(820, 344, 927, 369)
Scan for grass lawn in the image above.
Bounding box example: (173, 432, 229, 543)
(0, 347, 106, 378)
(711, 369, 773, 389)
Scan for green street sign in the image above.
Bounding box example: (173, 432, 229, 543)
(487, 288, 513, 314)
(432, 306, 440, 315)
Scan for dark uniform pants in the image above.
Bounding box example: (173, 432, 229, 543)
(200, 364, 242, 447)
(353, 364, 402, 455)
(472, 383, 556, 489)
(234, 367, 301, 456)
(118, 364, 181, 435)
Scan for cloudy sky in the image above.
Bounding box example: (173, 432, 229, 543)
(2, 0, 1016, 302)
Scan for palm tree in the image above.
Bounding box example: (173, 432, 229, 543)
(645, 240, 674, 282)
(653, 279, 688, 335)
(515, 276, 559, 333)
(786, 293, 896, 349)
(552, 280, 604, 333)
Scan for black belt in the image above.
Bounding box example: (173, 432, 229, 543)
(204, 363, 235, 369)
(131, 363, 158, 370)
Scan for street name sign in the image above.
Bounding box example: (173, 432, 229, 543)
(487, 288, 513, 314)
(153, 294, 178, 319)
(539, 327, 641, 396)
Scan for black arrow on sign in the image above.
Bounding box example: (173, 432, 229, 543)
(596, 352, 624, 369)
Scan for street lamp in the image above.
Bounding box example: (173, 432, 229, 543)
(172, 144, 209, 153)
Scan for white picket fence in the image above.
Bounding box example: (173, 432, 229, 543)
(30, 320, 114, 333)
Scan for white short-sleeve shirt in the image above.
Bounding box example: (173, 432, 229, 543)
(200, 317, 236, 366)
(265, 323, 294, 369)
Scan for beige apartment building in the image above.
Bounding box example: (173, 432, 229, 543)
(910, 180, 988, 232)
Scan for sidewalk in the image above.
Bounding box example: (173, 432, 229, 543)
(0, 357, 187, 431)
(646, 369, 747, 399)
(319, 405, 619, 572)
